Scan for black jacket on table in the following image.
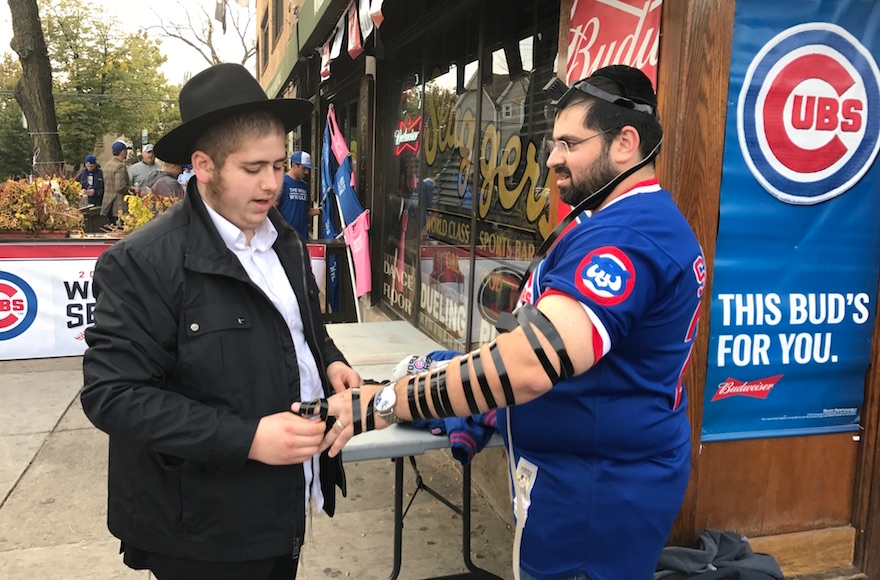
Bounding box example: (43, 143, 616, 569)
(81, 179, 348, 562)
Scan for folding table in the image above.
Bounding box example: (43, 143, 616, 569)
(342, 423, 506, 580)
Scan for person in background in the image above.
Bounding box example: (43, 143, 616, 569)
(178, 163, 194, 188)
(74, 154, 104, 207)
(101, 141, 132, 224)
(275, 151, 321, 239)
(141, 159, 184, 199)
(316, 65, 705, 580)
(128, 143, 157, 193)
(81, 63, 361, 580)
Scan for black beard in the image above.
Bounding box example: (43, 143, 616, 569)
(558, 151, 619, 209)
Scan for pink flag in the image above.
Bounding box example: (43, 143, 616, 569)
(343, 211, 372, 297)
(370, 0, 384, 28)
(347, 2, 364, 59)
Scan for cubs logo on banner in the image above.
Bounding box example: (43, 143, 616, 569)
(0, 271, 38, 341)
(0, 243, 114, 361)
(738, 23, 880, 204)
(702, 1, 880, 442)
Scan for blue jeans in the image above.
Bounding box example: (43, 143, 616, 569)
(520, 570, 589, 580)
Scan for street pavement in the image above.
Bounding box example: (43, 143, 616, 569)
(0, 320, 514, 580)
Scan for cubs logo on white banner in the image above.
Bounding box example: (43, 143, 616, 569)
(738, 23, 880, 204)
(0, 271, 38, 341)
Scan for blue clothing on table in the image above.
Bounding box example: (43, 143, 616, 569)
(277, 175, 311, 238)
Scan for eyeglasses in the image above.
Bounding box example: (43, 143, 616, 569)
(545, 128, 613, 155)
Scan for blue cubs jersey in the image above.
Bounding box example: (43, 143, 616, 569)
(277, 175, 310, 238)
(499, 179, 705, 580)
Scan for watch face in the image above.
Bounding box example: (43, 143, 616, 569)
(375, 386, 395, 412)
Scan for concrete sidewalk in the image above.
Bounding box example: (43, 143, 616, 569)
(0, 320, 514, 580)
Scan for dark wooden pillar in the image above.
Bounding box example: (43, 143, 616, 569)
(654, 0, 735, 544)
(854, 286, 880, 575)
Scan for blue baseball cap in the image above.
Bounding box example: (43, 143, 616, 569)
(111, 141, 132, 155)
(182, 163, 192, 171)
(84, 154, 97, 164)
(290, 151, 316, 169)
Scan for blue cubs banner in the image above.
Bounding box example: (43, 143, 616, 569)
(702, 0, 880, 441)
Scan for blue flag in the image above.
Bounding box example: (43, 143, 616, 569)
(321, 122, 341, 312)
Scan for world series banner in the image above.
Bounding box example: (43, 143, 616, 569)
(702, 0, 880, 441)
(0, 243, 114, 361)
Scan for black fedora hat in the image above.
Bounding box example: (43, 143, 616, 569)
(153, 63, 312, 165)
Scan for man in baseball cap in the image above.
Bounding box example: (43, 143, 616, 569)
(82, 63, 360, 579)
(275, 150, 321, 238)
(128, 144, 157, 193)
(101, 142, 132, 222)
(75, 154, 104, 207)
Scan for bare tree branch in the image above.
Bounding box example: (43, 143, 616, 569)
(146, 0, 255, 69)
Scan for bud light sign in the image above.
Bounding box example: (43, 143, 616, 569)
(703, 1, 880, 442)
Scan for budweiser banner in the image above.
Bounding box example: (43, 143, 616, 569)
(559, 0, 662, 223)
(566, 0, 661, 86)
(702, 0, 880, 441)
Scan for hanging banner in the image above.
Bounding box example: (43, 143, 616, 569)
(0, 242, 114, 361)
(702, 0, 880, 441)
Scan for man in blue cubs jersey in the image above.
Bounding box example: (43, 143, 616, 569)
(318, 65, 705, 580)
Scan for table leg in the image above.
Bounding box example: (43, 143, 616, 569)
(388, 457, 404, 580)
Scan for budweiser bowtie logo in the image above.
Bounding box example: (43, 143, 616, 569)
(711, 375, 784, 402)
(566, 0, 662, 85)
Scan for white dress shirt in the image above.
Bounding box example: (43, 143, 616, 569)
(203, 202, 325, 512)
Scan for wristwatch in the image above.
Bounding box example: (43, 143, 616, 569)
(374, 382, 403, 424)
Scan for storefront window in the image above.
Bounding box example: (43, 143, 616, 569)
(418, 63, 474, 351)
(381, 73, 423, 323)
(379, 2, 559, 350)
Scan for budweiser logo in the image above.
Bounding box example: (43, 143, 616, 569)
(566, 0, 662, 85)
(711, 375, 783, 402)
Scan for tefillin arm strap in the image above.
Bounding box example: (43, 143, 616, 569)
(495, 303, 574, 385)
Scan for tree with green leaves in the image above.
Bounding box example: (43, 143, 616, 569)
(0, 54, 32, 179)
(39, 0, 180, 168)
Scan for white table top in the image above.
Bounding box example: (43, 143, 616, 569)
(341, 423, 505, 463)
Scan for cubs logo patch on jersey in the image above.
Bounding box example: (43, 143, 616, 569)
(574, 246, 636, 306)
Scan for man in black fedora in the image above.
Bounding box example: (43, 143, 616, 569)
(81, 63, 362, 580)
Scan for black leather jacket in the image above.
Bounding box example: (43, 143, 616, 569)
(82, 182, 347, 561)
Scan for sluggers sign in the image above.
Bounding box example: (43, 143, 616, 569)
(702, 0, 880, 441)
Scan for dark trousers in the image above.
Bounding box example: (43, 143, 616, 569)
(124, 547, 299, 580)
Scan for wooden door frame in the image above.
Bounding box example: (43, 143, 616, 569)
(854, 290, 880, 575)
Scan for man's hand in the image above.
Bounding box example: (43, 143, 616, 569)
(326, 361, 362, 394)
(292, 383, 384, 458)
(247, 412, 326, 465)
